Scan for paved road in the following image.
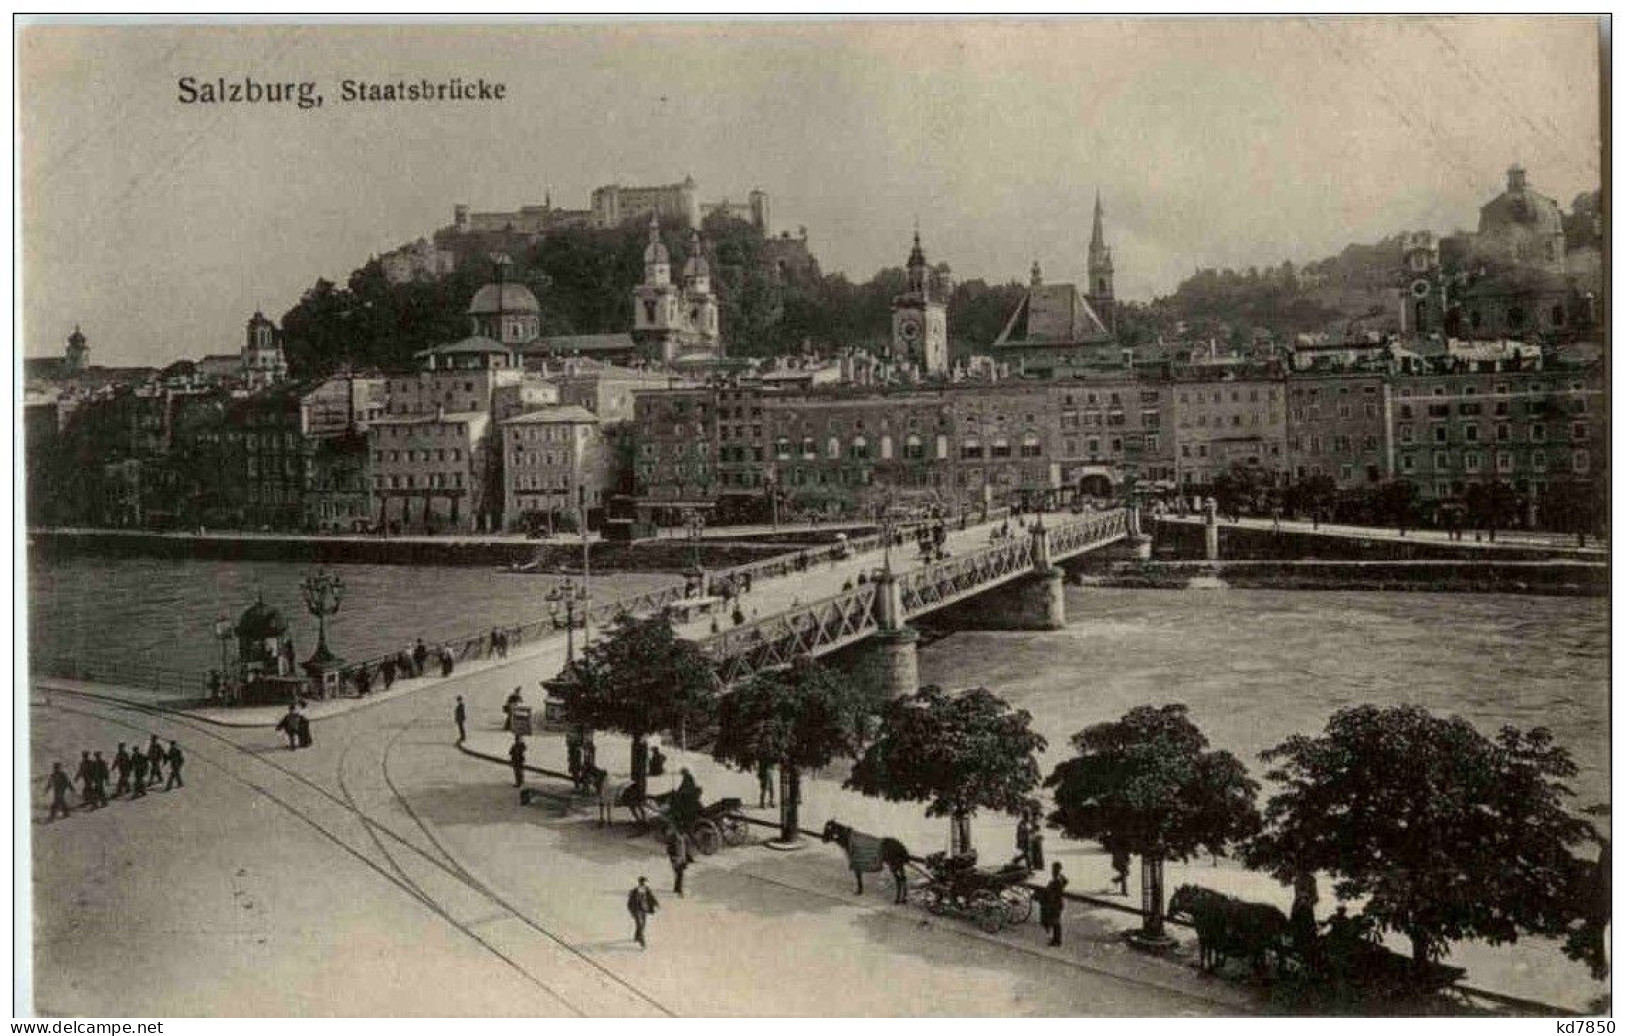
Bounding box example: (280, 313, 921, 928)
(28, 648, 1246, 1017)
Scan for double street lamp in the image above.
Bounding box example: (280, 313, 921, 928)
(547, 575, 589, 664)
(684, 508, 707, 572)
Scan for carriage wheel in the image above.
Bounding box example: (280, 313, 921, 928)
(1003, 887, 1034, 924)
(972, 892, 1007, 933)
(692, 820, 721, 856)
(721, 815, 749, 846)
(922, 886, 948, 915)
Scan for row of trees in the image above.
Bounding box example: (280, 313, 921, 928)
(557, 612, 1607, 979)
(1206, 465, 1607, 538)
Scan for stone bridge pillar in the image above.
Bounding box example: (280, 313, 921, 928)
(1202, 496, 1220, 561)
(1128, 502, 1152, 560)
(868, 569, 919, 698)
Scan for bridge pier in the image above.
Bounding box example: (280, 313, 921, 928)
(1203, 497, 1220, 561)
(865, 626, 920, 699)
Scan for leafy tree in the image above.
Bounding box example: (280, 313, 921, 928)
(1209, 463, 1274, 517)
(1463, 480, 1523, 538)
(711, 657, 872, 842)
(1247, 704, 1597, 969)
(846, 685, 1046, 855)
(1045, 704, 1260, 937)
(558, 611, 718, 784)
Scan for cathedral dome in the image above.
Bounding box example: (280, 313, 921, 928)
(468, 282, 540, 316)
(1479, 165, 1564, 235)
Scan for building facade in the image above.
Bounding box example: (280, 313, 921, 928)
(501, 405, 611, 531)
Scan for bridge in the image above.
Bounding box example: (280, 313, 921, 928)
(695, 508, 1138, 693)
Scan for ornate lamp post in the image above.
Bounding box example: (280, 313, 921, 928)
(212, 615, 233, 699)
(547, 575, 589, 664)
(300, 569, 346, 699)
(684, 508, 706, 571)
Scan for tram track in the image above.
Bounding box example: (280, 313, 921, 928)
(37, 686, 674, 1018)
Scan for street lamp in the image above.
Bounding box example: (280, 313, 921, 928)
(299, 569, 345, 667)
(547, 575, 589, 664)
(684, 508, 706, 572)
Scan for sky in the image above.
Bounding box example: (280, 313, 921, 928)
(18, 17, 1605, 368)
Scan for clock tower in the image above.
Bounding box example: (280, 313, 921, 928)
(890, 230, 949, 376)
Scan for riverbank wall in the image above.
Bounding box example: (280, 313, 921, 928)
(27, 527, 813, 572)
(1148, 519, 1597, 563)
(1076, 559, 1608, 597)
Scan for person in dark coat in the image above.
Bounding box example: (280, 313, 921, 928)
(355, 666, 371, 697)
(413, 638, 428, 676)
(381, 656, 396, 690)
(503, 688, 523, 732)
(1015, 814, 1031, 862)
(1110, 847, 1131, 896)
(89, 752, 109, 807)
(295, 705, 313, 748)
(666, 827, 692, 896)
(454, 696, 467, 744)
(75, 752, 98, 809)
(508, 735, 527, 789)
(1026, 819, 1046, 871)
(164, 742, 185, 790)
(111, 743, 131, 798)
(439, 647, 454, 678)
(45, 763, 73, 821)
(146, 736, 166, 784)
(649, 746, 667, 779)
(130, 749, 149, 798)
(1040, 862, 1068, 946)
(756, 759, 775, 809)
(627, 876, 659, 949)
(275, 704, 299, 750)
(566, 727, 583, 782)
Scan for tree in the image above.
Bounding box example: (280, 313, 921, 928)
(1247, 704, 1597, 970)
(1045, 704, 1260, 938)
(1463, 480, 1523, 538)
(558, 611, 718, 784)
(846, 685, 1046, 855)
(711, 657, 872, 842)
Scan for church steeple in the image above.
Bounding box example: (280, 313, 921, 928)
(1087, 190, 1115, 332)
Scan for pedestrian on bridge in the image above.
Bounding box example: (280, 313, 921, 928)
(665, 827, 692, 896)
(413, 639, 429, 676)
(164, 742, 184, 790)
(111, 743, 131, 798)
(439, 647, 454, 678)
(454, 696, 467, 744)
(508, 735, 527, 789)
(45, 763, 73, 821)
(627, 876, 659, 949)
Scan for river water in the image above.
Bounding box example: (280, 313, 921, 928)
(25, 555, 676, 681)
(27, 559, 1609, 829)
(919, 586, 1611, 837)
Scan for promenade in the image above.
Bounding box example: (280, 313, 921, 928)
(1157, 513, 1606, 558)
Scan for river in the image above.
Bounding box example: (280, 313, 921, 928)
(919, 585, 1611, 837)
(27, 559, 1608, 828)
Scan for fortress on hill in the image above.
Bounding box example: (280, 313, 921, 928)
(381, 176, 815, 285)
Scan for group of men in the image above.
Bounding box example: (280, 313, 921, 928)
(44, 736, 184, 820)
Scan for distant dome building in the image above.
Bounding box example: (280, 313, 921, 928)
(467, 261, 541, 345)
(1467, 165, 1568, 275)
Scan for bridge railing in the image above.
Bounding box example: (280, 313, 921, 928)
(1047, 509, 1128, 558)
(898, 535, 1035, 616)
(703, 583, 881, 684)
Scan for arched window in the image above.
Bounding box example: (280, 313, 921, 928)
(991, 436, 1011, 459)
(880, 435, 894, 460)
(802, 437, 816, 458)
(850, 435, 869, 460)
(775, 436, 791, 460)
(961, 437, 983, 460)
(1020, 432, 1042, 458)
(904, 434, 924, 460)
(827, 436, 840, 459)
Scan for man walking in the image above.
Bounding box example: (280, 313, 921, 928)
(665, 826, 692, 896)
(454, 696, 467, 744)
(413, 638, 428, 677)
(45, 762, 73, 821)
(130, 746, 148, 798)
(89, 751, 110, 808)
(627, 876, 659, 949)
(164, 742, 185, 790)
(75, 752, 98, 810)
(1040, 861, 1068, 947)
(1026, 814, 1046, 871)
(503, 687, 523, 732)
(1015, 813, 1031, 864)
(111, 743, 131, 798)
(146, 736, 167, 785)
(275, 704, 299, 750)
(295, 704, 313, 748)
(508, 734, 527, 789)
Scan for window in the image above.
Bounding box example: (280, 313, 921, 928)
(1087, 438, 1101, 455)
(1399, 404, 1413, 420)
(1496, 453, 1513, 473)
(1532, 450, 1548, 472)
(1531, 424, 1547, 443)
(1333, 435, 1350, 453)
(849, 436, 869, 461)
(1573, 450, 1590, 473)
(1464, 425, 1478, 443)
(990, 436, 1011, 459)
(1339, 464, 1353, 481)
(904, 434, 924, 460)
(827, 436, 840, 459)
(1464, 453, 1481, 473)
(1572, 423, 1588, 441)
(1401, 454, 1415, 473)
(1019, 433, 1042, 458)
(1496, 424, 1510, 442)
(1433, 427, 1447, 444)
(1433, 451, 1449, 469)
(1399, 425, 1414, 445)
(961, 439, 983, 460)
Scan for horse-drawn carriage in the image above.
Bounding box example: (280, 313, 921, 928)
(910, 850, 1034, 933)
(646, 790, 750, 854)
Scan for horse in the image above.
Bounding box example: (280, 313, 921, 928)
(821, 819, 911, 904)
(597, 773, 648, 827)
(1167, 884, 1290, 980)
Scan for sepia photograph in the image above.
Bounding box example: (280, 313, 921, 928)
(13, 15, 1611, 1021)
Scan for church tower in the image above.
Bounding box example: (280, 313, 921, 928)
(1086, 191, 1115, 332)
(632, 214, 683, 361)
(65, 325, 88, 373)
(242, 311, 288, 391)
(681, 227, 720, 355)
(890, 230, 949, 376)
